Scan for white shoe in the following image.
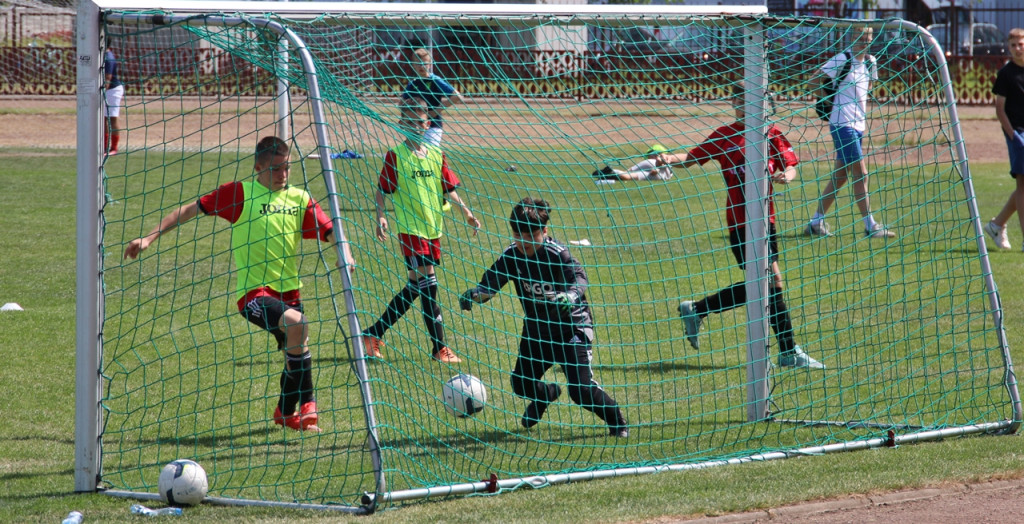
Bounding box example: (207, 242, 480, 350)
(984, 220, 1012, 250)
(678, 300, 702, 350)
(777, 346, 825, 369)
(804, 221, 832, 237)
(865, 223, 896, 239)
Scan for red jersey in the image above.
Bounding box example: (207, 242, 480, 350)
(685, 122, 798, 230)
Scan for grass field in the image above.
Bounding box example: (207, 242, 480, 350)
(1, 148, 1022, 523)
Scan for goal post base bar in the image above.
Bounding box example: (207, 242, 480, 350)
(101, 489, 373, 515)
(371, 421, 1015, 504)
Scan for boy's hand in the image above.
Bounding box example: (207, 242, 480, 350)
(465, 213, 481, 236)
(1014, 130, 1024, 148)
(123, 237, 151, 260)
(551, 292, 574, 314)
(459, 289, 479, 311)
(376, 216, 389, 242)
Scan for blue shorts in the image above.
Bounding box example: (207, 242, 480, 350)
(1004, 130, 1024, 178)
(830, 126, 864, 166)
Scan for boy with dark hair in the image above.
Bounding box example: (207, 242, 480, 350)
(361, 99, 481, 363)
(124, 136, 355, 433)
(660, 93, 825, 369)
(459, 197, 629, 437)
(983, 27, 1024, 251)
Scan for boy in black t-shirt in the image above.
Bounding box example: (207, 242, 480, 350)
(459, 197, 628, 437)
(985, 28, 1024, 251)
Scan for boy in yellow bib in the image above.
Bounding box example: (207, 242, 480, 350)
(124, 136, 354, 433)
(362, 99, 481, 362)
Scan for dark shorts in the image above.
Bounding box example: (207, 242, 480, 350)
(729, 223, 780, 269)
(1004, 130, 1024, 178)
(240, 295, 304, 349)
(398, 233, 442, 270)
(513, 328, 595, 387)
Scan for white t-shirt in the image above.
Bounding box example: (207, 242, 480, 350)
(626, 158, 674, 180)
(822, 51, 877, 132)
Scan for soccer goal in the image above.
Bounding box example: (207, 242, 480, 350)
(76, 0, 1021, 512)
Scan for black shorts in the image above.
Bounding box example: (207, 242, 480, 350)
(240, 295, 304, 349)
(729, 223, 780, 269)
(513, 328, 595, 387)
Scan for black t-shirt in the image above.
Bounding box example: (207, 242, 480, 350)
(993, 61, 1024, 131)
(476, 237, 593, 342)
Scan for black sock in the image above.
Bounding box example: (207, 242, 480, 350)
(278, 352, 306, 416)
(297, 351, 315, 405)
(769, 288, 797, 354)
(365, 281, 417, 338)
(696, 282, 745, 317)
(418, 275, 446, 353)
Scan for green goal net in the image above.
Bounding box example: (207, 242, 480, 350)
(78, 2, 1020, 512)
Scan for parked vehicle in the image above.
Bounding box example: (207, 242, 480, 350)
(926, 23, 1006, 56)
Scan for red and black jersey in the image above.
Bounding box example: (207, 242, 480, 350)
(685, 122, 798, 230)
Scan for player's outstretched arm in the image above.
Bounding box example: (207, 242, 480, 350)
(459, 287, 495, 311)
(123, 202, 199, 260)
(773, 166, 797, 185)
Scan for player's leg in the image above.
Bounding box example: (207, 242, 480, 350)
(1015, 177, 1024, 249)
(104, 85, 124, 154)
(559, 332, 628, 437)
(512, 335, 560, 428)
(1008, 134, 1024, 248)
(806, 126, 852, 236)
(680, 228, 747, 349)
(241, 296, 319, 432)
(360, 236, 426, 358)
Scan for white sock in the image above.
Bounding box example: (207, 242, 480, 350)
(864, 215, 878, 230)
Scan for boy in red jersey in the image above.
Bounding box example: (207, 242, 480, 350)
(124, 136, 355, 433)
(661, 90, 825, 369)
(360, 99, 481, 363)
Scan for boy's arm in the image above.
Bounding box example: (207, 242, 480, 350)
(996, 95, 1015, 137)
(374, 188, 389, 242)
(660, 152, 699, 169)
(446, 190, 481, 235)
(325, 230, 356, 275)
(459, 257, 506, 311)
(123, 202, 200, 259)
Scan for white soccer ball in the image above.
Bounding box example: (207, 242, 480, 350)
(158, 459, 208, 506)
(442, 374, 487, 418)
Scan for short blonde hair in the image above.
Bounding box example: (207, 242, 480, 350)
(413, 48, 432, 64)
(1008, 28, 1024, 43)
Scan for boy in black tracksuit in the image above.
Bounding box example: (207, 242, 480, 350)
(460, 197, 628, 437)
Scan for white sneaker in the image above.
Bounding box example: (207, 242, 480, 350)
(865, 223, 896, 239)
(804, 221, 832, 237)
(777, 346, 825, 369)
(678, 300, 702, 350)
(984, 220, 1012, 250)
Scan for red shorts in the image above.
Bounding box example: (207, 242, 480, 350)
(236, 287, 301, 313)
(398, 233, 442, 269)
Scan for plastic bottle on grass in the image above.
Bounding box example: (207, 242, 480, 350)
(61, 511, 84, 524)
(129, 504, 183, 517)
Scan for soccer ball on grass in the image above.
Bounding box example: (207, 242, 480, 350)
(442, 374, 487, 417)
(158, 459, 208, 506)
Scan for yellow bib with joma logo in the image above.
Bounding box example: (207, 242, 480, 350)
(231, 181, 310, 299)
(391, 143, 446, 240)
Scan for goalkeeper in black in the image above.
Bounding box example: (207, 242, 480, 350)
(459, 197, 628, 437)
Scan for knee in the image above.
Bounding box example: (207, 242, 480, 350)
(566, 384, 588, 406)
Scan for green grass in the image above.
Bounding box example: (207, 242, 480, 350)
(1, 150, 1022, 523)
